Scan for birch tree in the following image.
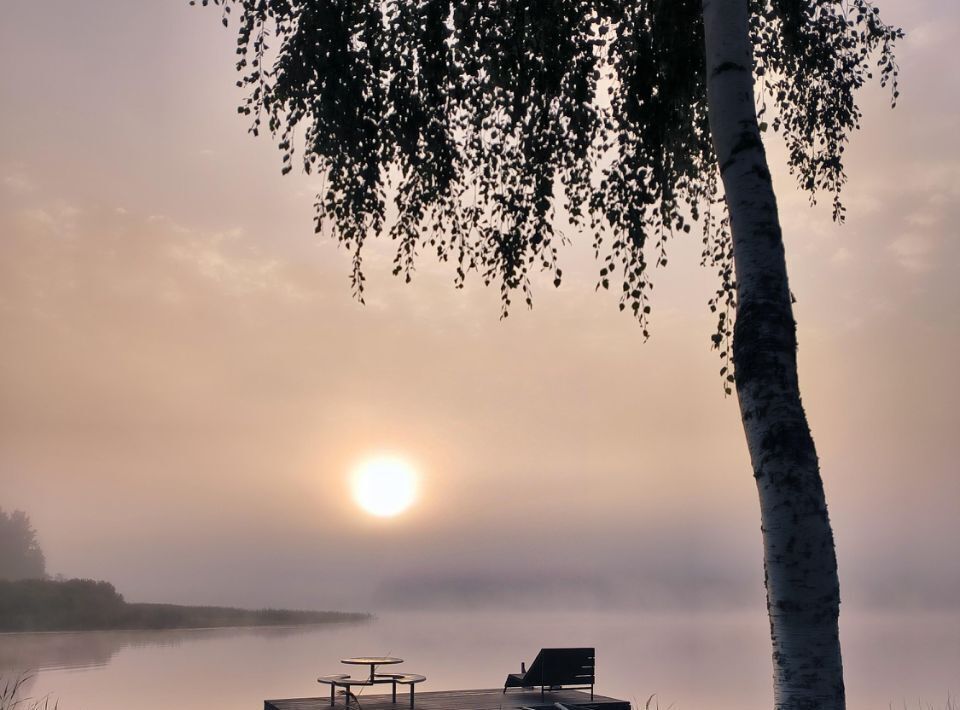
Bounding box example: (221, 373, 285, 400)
(197, 1, 902, 707)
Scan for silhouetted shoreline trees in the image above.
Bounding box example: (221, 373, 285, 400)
(0, 513, 369, 632)
(0, 578, 371, 632)
(0, 509, 46, 581)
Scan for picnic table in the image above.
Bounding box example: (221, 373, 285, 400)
(318, 656, 425, 707)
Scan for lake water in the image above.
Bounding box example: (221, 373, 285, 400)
(1, 610, 957, 709)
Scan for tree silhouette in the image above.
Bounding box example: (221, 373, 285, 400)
(198, 1, 901, 707)
(0, 509, 46, 581)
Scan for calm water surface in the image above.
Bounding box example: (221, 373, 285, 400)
(1, 610, 956, 709)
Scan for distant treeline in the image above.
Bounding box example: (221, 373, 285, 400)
(0, 578, 371, 632)
(0, 509, 46, 581)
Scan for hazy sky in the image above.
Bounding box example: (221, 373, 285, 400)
(1, 0, 957, 613)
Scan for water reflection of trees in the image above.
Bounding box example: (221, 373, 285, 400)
(0, 625, 342, 674)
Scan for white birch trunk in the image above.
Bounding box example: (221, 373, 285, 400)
(700, 1, 845, 708)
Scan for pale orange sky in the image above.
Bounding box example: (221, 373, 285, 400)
(1, 0, 957, 612)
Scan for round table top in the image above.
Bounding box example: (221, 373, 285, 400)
(341, 656, 403, 666)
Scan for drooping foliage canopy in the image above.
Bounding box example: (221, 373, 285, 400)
(198, 0, 900, 342)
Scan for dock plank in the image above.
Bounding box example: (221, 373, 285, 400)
(266, 688, 630, 710)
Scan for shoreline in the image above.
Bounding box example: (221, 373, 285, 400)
(0, 617, 374, 637)
(0, 578, 371, 634)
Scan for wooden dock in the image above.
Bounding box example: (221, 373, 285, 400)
(266, 688, 630, 710)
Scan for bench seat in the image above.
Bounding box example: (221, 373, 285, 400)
(317, 672, 425, 707)
(376, 673, 426, 707)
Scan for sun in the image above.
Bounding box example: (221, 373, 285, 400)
(350, 455, 418, 518)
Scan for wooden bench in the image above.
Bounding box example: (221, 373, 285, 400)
(317, 672, 426, 707)
(317, 674, 373, 706)
(376, 673, 426, 708)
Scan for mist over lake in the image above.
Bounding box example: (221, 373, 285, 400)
(3, 610, 957, 710)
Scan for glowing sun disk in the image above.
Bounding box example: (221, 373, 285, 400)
(351, 456, 418, 517)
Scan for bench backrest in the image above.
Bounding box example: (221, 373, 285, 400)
(525, 647, 595, 687)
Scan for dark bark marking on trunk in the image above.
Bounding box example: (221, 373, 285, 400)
(719, 130, 764, 174)
(731, 296, 797, 390)
(750, 162, 772, 182)
(712, 60, 748, 76)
